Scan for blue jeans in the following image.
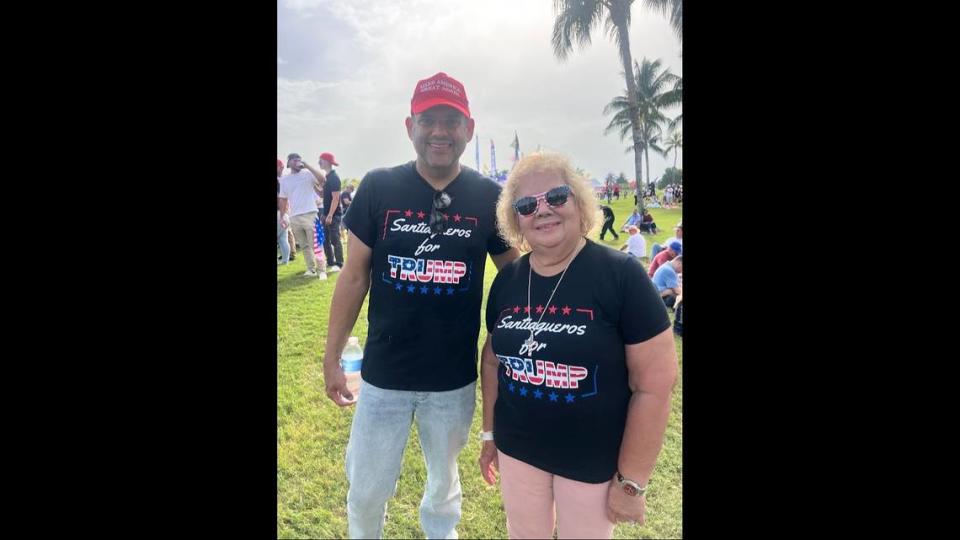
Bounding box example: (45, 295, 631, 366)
(277, 212, 290, 263)
(345, 380, 476, 539)
(651, 243, 664, 260)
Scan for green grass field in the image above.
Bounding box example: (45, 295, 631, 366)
(278, 194, 682, 538)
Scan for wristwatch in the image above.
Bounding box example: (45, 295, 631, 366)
(616, 472, 647, 497)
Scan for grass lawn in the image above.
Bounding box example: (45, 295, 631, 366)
(277, 194, 682, 538)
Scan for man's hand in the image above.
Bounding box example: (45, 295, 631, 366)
(322, 361, 356, 407)
(478, 440, 499, 485)
(280, 216, 289, 229)
(606, 479, 646, 524)
(325, 215, 333, 226)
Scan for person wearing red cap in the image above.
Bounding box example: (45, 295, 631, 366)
(321, 72, 520, 539)
(318, 152, 345, 272)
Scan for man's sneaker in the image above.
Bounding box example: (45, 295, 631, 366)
(318, 272, 328, 280)
(303, 270, 318, 277)
(328, 265, 341, 273)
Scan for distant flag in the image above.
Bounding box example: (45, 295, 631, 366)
(510, 131, 520, 165)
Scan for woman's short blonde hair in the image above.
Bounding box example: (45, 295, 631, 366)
(496, 152, 601, 251)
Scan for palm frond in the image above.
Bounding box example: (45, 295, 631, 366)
(551, 0, 604, 61)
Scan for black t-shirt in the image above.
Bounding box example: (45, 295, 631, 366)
(601, 205, 614, 220)
(485, 240, 671, 483)
(345, 161, 512, 391)
(323, 170, 342, 218)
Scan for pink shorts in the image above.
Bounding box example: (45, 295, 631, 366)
(498, 450, 615, 539)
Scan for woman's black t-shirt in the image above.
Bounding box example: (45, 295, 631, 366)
(485, 239, 670, 483)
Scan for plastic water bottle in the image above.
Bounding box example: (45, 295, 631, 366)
(340, 336, 363, 400)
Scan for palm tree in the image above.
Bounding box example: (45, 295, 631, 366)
(602, 57, 680, 192)
(643, 0, 682, 40)
(664, 130, 682, 169)
(552, 0, 646, 211)
(665, 78, 683, 132)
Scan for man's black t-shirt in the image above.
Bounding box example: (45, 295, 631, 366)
(323, 169, 342, 218)
(485, 240, 671, 483)
(601, 205, 614, 221)
(345, 161, 512, 391)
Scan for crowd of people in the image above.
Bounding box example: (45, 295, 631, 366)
(661, 183, 682, 208)
(280, 71, 681, 539)
(277, 152, 353, 279)
(600, 183, 622, 203)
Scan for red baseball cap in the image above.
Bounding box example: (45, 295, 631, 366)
(410, 72, 470, 118)
(319, 152, 339, 166)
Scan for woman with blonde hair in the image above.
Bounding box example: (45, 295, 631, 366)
(478, 152, 678, 538)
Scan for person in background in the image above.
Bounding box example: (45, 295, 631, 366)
(278, 152, 326, 278)
(599, 204, 619, 241)
(651, 256, 682, 309)
(647, 241, 681, 278)
(651, 221, 682, 260)
(619, 225, 646, 259)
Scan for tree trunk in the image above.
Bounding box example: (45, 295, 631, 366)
(644, 141, 651, 197)
(673, 149, 677, 169)
(611, 3, 644, 216)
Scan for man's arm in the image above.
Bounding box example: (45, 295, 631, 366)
(491, 247, 521, 270)
(326, 191, 340, 225)
(302, 163, 326, 194)
(478, 335, 500, 485)
(321, 231, 373, 407)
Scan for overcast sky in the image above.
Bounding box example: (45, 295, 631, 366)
(278, 0, 682, 183)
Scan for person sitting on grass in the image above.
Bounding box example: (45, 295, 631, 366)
(620, 209, 641, 232)
(652, 256, 682, 310)
(638, 209, 657, 234)
(647, 240, 681, 278)
(651, 221, 682, 260)
(619, 226, 646, 259)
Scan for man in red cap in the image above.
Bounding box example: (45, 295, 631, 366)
(318, 152, 345, 271)
(321, 72, 520, 539)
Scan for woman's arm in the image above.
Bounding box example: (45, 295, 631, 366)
(607, 327, 678, 523)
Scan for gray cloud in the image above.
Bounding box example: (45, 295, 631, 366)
(278, 0, 681, 182)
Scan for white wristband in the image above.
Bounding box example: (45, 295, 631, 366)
(480, 431, 494, 441)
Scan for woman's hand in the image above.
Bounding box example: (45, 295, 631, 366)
(606, 480, 646, 524)
(478, 440, 499, 485)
